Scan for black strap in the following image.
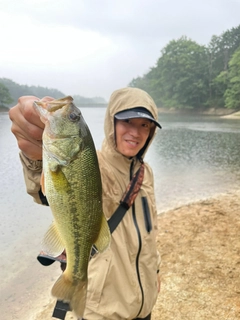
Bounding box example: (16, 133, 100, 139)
(106, 161, 144, 234)
(52, 300, 70, 319)
(90, 203, 128, 257)
(109, 203, 129, 233)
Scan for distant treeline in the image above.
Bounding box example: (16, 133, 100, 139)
(129, 25, 240, 110)
(1, 24, 240, 111)
(0, 78, 107, 109)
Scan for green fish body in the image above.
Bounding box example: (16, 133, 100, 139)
(34, 96, 111, 318)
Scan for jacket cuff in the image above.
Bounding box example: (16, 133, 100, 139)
(19, 152, 44, 204)
(19, 152, 43, 171)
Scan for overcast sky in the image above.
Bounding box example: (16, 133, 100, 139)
(0, 0, 239, 100)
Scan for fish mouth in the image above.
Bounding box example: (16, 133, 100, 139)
(47, 96, 73, 112)
(35, 96, 73, 112)
(34, 96, 74, 123)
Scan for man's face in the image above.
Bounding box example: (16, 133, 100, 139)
(115, 118, 152, 157)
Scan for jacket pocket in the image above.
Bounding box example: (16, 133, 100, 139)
(141, 197, 152, 233)
(87, 249, 112, 306)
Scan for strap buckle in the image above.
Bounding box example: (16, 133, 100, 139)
(90, 244, 98, 259)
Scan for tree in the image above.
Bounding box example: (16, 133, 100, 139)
(207, 25, 240, 107)
(151, 37, 209, 109)
(0, 78, 106, 108)
(129, 67, 160, 103)
(128, 24, 240, 109)
(0, 83, 13, 107)
(224, 47, 240, 109)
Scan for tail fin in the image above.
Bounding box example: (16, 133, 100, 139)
(51, 274, 87, 318)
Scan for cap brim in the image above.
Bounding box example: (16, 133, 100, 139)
(115, 110, 162, 129)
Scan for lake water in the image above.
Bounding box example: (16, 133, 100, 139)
(0, 109, 240, 319)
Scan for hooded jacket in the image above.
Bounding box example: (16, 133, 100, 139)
(20, 87, 161, 320)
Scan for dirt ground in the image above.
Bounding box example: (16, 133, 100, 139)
(34, 190, 240, 320)
(152, 190, 240, 320)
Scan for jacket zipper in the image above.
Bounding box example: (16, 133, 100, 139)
(130, 160, 144, 317)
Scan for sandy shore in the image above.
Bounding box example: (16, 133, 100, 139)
(153, 190, 240, 320)
(32, 190, 240, 320)
(222, 110, 240, 119)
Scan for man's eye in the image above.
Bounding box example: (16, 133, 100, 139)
(142, 123, 150, 128)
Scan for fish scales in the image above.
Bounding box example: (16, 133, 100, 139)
(34, 96, 111, 318)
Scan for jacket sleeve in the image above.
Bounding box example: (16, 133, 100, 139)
(19, 152, 48, 205)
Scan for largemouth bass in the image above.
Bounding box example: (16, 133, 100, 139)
(34, 96, 111, 318)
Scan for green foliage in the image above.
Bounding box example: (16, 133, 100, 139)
(155, 37, 209, 109)
(0, 78, 65, 108)
(129, 24, 240, 110)
(207, 25, 240, 107)
(224, 48, 240, 109)
(0, 83, 13, 108)
(211, 71, 228, 107)
(0, 78, 106, 108)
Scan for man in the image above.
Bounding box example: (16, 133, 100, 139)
(9, 87, 161, 320)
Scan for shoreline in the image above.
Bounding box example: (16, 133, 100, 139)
(222, 110, 240, 119)
(157, 107, 240, 117)
(28, 190, 240, 319)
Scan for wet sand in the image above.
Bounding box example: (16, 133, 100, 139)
(222, 111, 240, 119)
(153, 190, 240, 320)
(25, 190, 240, 319)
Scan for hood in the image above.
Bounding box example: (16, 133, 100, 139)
(103, 87, 160, 160)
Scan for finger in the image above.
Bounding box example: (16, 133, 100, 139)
(18, 138, 43, 160)
(18, 96, 45, 129)
(41, 96, 55, 102)
(10, 105, 44, 141)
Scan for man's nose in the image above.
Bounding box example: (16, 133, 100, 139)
(129, 124, 140, 136)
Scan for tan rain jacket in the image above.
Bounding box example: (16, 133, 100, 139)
(20, 87, 161, 320)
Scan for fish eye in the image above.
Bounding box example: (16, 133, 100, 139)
(69, 112, 80, 122)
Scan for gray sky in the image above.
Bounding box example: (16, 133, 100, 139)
(0, 0, 239, 100)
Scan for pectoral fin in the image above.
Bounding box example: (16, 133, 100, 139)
(40, 171, 45, 195)
(42, 222, 65, 257)
(49, 168, 71, 193)
(94, 214, 111, 253)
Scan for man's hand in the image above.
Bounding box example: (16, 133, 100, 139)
(9, 96, 53, 160)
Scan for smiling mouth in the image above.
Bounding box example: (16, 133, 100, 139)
(126, 140, 138, 146)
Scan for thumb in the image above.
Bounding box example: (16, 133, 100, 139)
(41, 96, 55, 102)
